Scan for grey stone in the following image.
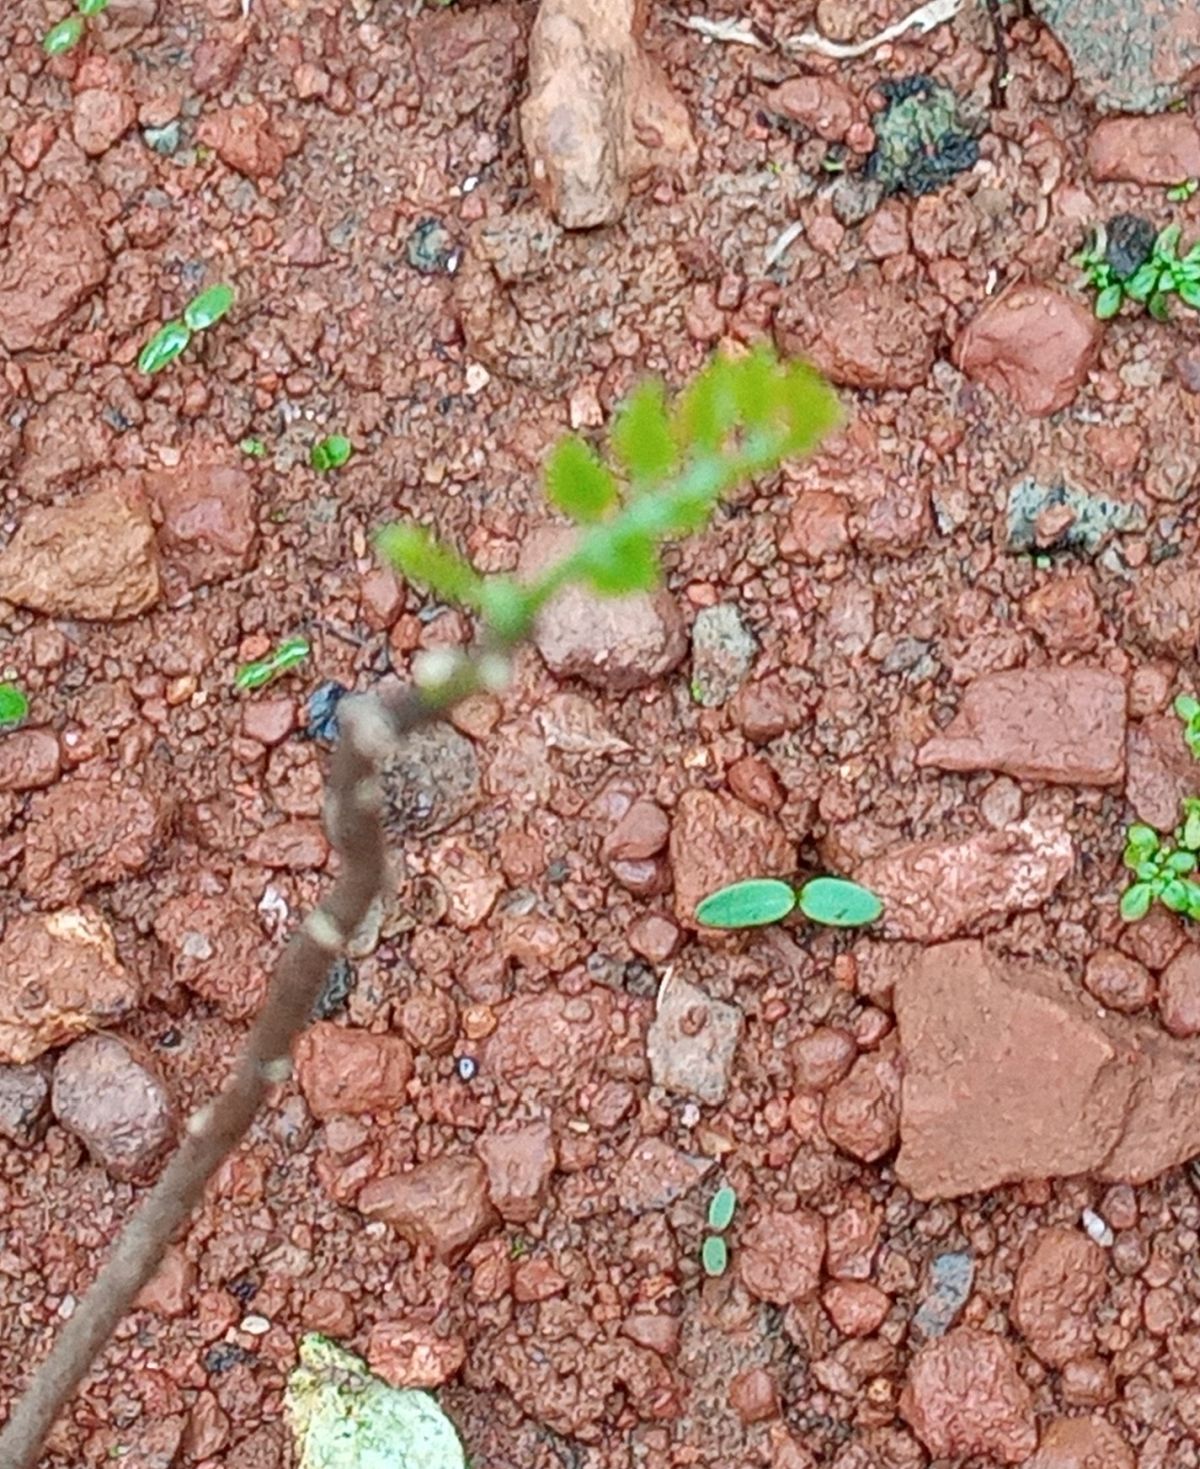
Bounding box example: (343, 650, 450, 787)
(380, 722, 481, 839)
(913, 1252, 975, 1338)
(1030, 0, 1200, 114)
(1006, 477, 1145, 558)
(51, 1034, 176, 1183)
(690, 603, 756, 708)
(0, 1063, 51, 1147)
(647, 974, 742, 1105)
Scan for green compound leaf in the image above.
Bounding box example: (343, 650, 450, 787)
(545, 435, 618, 524)
(286, 1333, 465, 1469)
(778, 360, 842, 455)
(1119, 882, 1153, 922)
(0, 683, 30, 729)
(707, 1185, 737, 1232)
(576, 525, 659, 596)
(695, 878, 797, 930)
(1094, 283, 1124, 320)
(183, 282, 235, 332)
(43, 13, 85, 52)
(377, 525, 483, 608)
(137, 319, 192, 375)
(701, 1235, 728, 1277)
(796, 876, 883, 928)
(674, 354, 739, 453)
(610, 378, 677, 486)
(311, 435, 353, 473)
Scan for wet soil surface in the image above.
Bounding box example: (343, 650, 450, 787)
(3, 0, 1200, 1465)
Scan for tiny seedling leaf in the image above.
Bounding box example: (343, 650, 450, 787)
(610, 379, 677, 485)
(1124, 823, 1161, 865)
(1124, 262, 1159, 303)
(1148, 291, 1171, 323)
(1175, 694, 1200, 722)
(707, 1186, 737, 1232)
(1180, 279, 1200, 311)
(701, 1235, 728, 1277)
(43, 13, 85, 52)
(477, 576, 533, 642)
(1162, 879, 1191, 913)
(377, 525, 483, 608)
(311, 435, 353, 473)
(0, 683, 30, 729)
(1168, 850, 1197, 875)
(695, 878, 797, 929)
(1094, 283, 1123, 320)
(576, 526, 659, 596)
(235, 636, 311, 692)
(545, 435, 619, 524)
(77, 0, 109, 12)
(286, 1333, 465, 1469)
(796, 876, 883, 928)
(137, 319, 192, 375)
(1119, 882, 1153, 922)
(1183, 802, 1200, 852)
(183, 282, 235, 333)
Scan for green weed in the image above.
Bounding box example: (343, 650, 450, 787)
(0, 683, 29, 730)
(1077, 221, 1200, 321)
(235, 636, 311, 692)
(43, 0, 107, 55)
(311, 435, 352, 473)
(138, 283, 236, 375)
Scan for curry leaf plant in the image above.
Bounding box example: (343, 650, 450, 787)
(694, 875, 883, 930)
(377, 346, 840, 664)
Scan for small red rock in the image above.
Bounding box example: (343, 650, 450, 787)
(792, 1027, 856, 1091)
(728, 1367, 779, 1425)
(622, 1312, 680, 1357)
(154, 892, 268, 1022)
(295, 1023, 413, 1119)
(732, 676, 801, 743)
(784, 492, 852, 562)
(476, 1121, 556, 1222)
(0, 186, 109, 352)
(72, 87, 137, 156)
(628, 913, 680, 963)
(739, 1209, 825, 1304)
(604, 800, 670, 861)
(0, 729, 61, 792)
(513, 1258, 568, 1302)
(670, 789, 795, 928)
(822, 1280, 890, 1337)
(245, 819, 329, 870)
(1012, 1226, 1107, 1366)
(1087, 114, 1200, 185)
(727, 754, 784, 813)
(1083, 948, 1155, 1013)
(763, 75, 867, 144)
(358, 1154, 499, 1261)
(0, 1063, 51, 1148)
(1022, 574, 1101, 653)
(900, 1328, 1037, 1463)
(917, 668, 1126, 786)
(367, 1322, 466, 1389)
(822, 1044, 901, 1163)
(955, 284, 1101, 417)
(197, 103, 292, 180)
(240, 698, 296, 747)
(778, 277, 938, 392)
(1158, 947, 1200, 1038)
(24, 776, 168, 904)
(1024, 1414, 1134, 1469)
(135, 1246, 195, 1317)
(148, 458, 258, 594)
(51, 1033, 176, 1184)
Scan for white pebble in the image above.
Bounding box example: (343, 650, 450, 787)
(1081, 1208, 1114, 1248)
(240, 1314, 271, 1336)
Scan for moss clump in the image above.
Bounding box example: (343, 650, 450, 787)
(867, 76, 979, 197)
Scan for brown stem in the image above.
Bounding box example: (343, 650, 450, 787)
(985, 0, 1010, 107)
(0, 678, 459, 1469)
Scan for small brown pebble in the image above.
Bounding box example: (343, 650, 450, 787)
(628, 913, 680, 963)
(791, 1027, 856, 1091)
(240, 697, 295, 747)
(1059, 1355, 1115, 1406)
(461, 1005, 497, 1040)
(729, 1367, 779, 1425)
(1158, 946, 1200, 1037)
(727, 754, 784, 813)
(604, 800, 670, 861)
(823, 1280, 890, 1337)
(1084, 948, 1155, 1013)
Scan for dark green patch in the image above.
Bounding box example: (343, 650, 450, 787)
(867, 76, 980, 197)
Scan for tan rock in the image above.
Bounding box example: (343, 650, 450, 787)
(0, 908, 138, 1064)
(294, 1023, 413, 1119)
(147, 456, 258, 596)
(521, 0, 695, 228)
(51, 1033, 175, 1183)
(1012, 1226, 1107, 1366)
(1088, 114, 1200, 184)
(900, 1328, 1036, 1463)
(670, 789, 795, 929)
(1024, 1415, 1134, 1469)
(358, 1155, 498, 1261)
(0, 484, 159, 619)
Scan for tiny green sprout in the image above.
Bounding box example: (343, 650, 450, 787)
(701, 1235, 728, 1277)
(78, 0, 109, 13)
(695, 875, 882, 931)
(235, 636, 311, 692)
(508, 1235, 528, 1260)
(1175, 692, 1200, 759)
(43, 13, 85, 52)
(183, 282, 236, 333)
(1120, 817, 1200, 923)
(240, 436, 268, 459)
(0, 683, 30, 730)
(707, 1186, 737, 1233)
(1168, 179, 1200, 203)
(311, 435, 353, 473)
(137, 320, 192, 375)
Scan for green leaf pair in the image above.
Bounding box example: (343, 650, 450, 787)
(43, 0, 107, 54)
(311, 435, 353, 473)
(378, 346, 840, 648)
(694, 875, 883, 931)
(701, 1185, 737, 1278)
(137, 283, 236, 375)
